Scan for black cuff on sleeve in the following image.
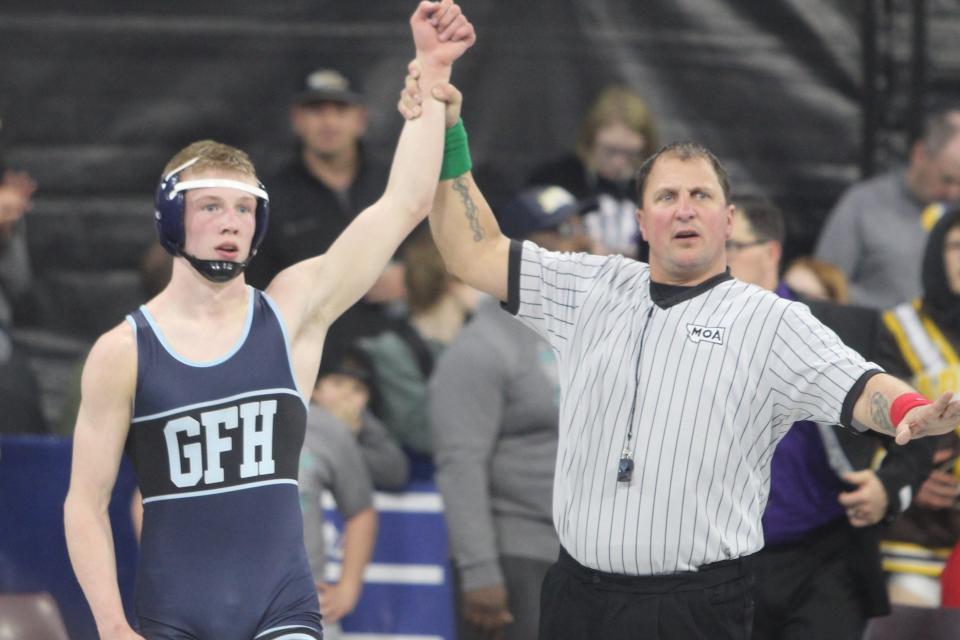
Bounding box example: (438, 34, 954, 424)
(500, 239, 523, 316)
(840, 368, 884, 430)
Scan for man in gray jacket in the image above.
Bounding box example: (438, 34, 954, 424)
(429, 186, 592, 640)
(815, 107, 960, 308)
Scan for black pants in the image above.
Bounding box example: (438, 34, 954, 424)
(751, 522, 867, 640)
(453, 554, 553, 640)
(538, 547, 754, 640)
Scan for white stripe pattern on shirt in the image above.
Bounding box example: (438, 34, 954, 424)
(512, 241, 874, 575)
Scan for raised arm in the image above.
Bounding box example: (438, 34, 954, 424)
(267, 1, 475, 341)
(853, 372, 960, 444)
(398, 68, 511, 300)
(433, 171, 512, 301)
(63, 325, 144, 640)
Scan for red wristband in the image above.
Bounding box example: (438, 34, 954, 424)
(890, 392, 932, 427)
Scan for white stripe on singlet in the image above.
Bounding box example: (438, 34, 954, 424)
(511, 240, 874, 575)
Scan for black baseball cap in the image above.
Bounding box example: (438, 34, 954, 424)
(496, 185, 583, 239)
(293, 68, 364, 106)
(317, 344, 382, 417)
(318, 345, 375, 385)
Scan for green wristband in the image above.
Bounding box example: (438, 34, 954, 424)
(439, 118, 472, 181)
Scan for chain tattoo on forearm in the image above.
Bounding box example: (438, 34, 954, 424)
(870, 392, 897, 436)
(452, 176, 484, 242)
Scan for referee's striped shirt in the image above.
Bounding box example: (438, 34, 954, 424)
(503, 240, 879, 575)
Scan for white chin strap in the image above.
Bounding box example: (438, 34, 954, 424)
(172, 179, 269, 202)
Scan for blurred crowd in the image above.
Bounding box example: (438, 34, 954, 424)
(3, 63, 960, 640)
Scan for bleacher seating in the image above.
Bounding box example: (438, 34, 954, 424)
(0, 592, 70, 640)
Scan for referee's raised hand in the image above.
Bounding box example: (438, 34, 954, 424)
(398, 59, 462, 129)
(895, 391, 960, 444)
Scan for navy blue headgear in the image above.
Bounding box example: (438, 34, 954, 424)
(154, 157, 270, 282)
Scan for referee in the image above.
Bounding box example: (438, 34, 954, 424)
(400, 75, 960, 639)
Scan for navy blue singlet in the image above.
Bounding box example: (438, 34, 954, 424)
(125, 287, 321, 640)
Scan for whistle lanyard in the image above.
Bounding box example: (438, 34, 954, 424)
(618, 305, 655, 483)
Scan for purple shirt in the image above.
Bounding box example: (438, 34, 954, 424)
(761, 284, 847, 546)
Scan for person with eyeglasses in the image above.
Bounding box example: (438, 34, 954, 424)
(878, 207, 960, 607)
(398, 63, 960, 637)
(728, 197, 933, 640)
(526, 85, 659, 258)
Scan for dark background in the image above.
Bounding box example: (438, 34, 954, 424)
(1, 0, 958, 337)
(2, 2, 960, 638)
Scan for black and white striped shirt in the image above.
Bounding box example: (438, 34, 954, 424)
(504, 240, 877, 575)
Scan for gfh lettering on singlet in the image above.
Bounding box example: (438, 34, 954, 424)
(164, 399, 278, 487)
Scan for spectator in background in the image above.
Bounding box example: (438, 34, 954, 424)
(728, 197, 933, 639)
(781, 256, 849, 304)
(430, 185, 591, 640)
(360, 227, 480, 455)
(403, 68, 960, 639)
(0, 167, 36, 328)
(246, 67, 401, 363)
(0, 328, 46, 435)
(300, 351, 393, 638)
(879, 207, 960, 607)
(816, 107, 960, 308)
(0, 152, 46, 435)
(527, 85, 658, 258)
(312, 345, 410, 491)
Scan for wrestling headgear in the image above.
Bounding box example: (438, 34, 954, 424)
(154, 157, 270, 283)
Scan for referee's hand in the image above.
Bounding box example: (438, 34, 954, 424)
(895, 392, 960, 445)
(398, 59, 463, 129)
(462, 584, 514, 639)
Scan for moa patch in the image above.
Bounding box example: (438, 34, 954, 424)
(686, 324, 725, 345)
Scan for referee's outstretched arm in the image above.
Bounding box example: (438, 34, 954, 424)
(399, 66, 510, 301)
(852, 373, 960, 444)
(397, 70, 960, 446)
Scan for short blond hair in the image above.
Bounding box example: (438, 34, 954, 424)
(162, 139, 258, 180)
(576, 85, 659, 163)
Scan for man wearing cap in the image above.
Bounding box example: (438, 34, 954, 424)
(429, 185, 592, 640)
(246, 68, 400, 359)
(310, 345, 411, 492)
(300, 346, 410, 638)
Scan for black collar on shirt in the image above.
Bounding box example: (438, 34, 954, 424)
(649, 269, 733, 309)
